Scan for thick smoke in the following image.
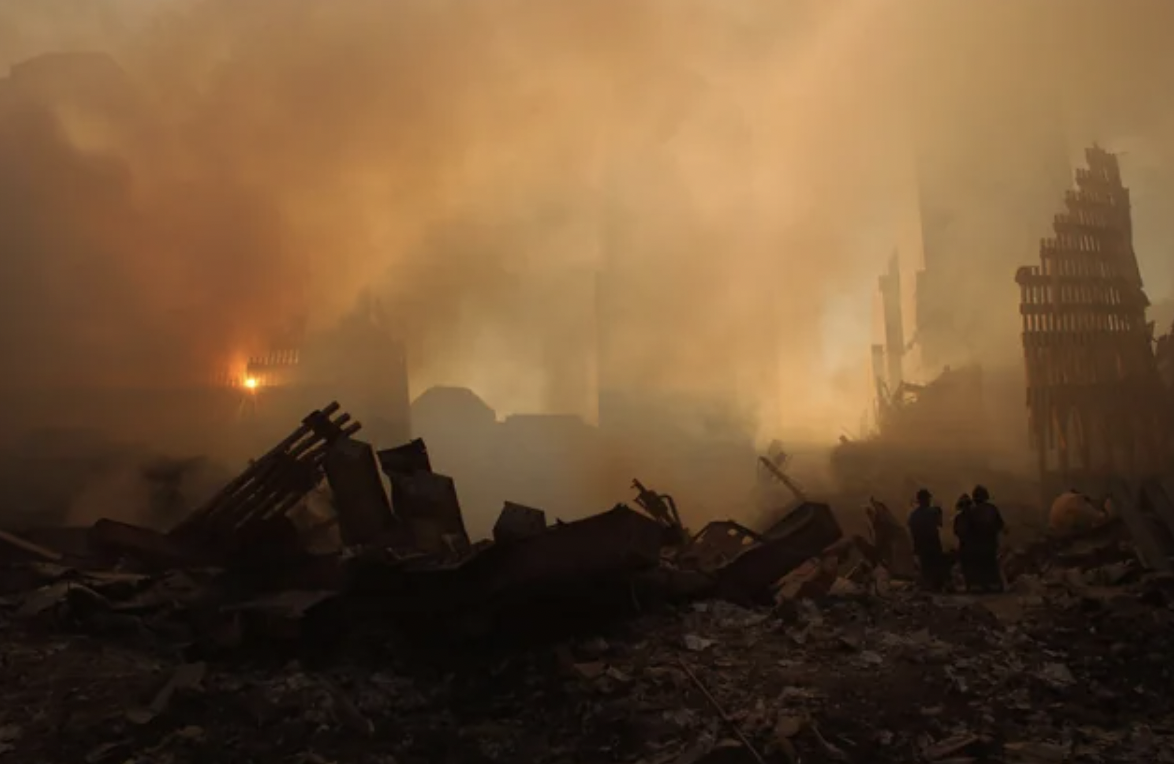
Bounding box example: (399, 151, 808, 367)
(1, 0, 1173, 452)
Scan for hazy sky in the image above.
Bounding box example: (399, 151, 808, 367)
(1, 0, 1173, 444)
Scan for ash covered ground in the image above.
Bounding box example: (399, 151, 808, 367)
(2, 522, 1174, 764)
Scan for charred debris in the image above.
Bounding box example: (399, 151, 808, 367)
(0, 401, 848, 649)
(4, 398, 1174, 653)
(5, 405, 1174, 764)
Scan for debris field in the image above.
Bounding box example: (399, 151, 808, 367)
(2, 403, 1174, 763)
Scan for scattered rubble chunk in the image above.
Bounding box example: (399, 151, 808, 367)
(715, 502, 843, 602)
(387, 470, 469, 556)
(493, 502, 548, 544)
(324, 437, 394, 546)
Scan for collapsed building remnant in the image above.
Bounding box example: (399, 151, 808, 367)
(1016, 145, 1173, 497)
(830, 365, 1009, 502)
(875, 366, 985, 449)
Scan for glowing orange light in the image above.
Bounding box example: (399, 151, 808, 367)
(244, 377, 259, 390)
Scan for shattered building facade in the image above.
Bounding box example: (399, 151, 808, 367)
(860, 249, 990, 474)
(1016, 146, 1174, 494)
(859, 79, 1071, 471)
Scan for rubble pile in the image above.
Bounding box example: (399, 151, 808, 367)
(0, 405, 855, 643)
(2, 404, 1174, 762)
(2, 560, 1174, 763)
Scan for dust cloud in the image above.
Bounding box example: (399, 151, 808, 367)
(1, 1, 1173, 505)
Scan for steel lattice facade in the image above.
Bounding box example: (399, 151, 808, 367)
(1016, 146, 1171, 488)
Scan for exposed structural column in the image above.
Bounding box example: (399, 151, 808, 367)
(1016, 145, 1171, 492)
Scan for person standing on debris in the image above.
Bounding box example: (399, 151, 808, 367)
(953, 494, 976, 591)
(964, 485, 1006, 592)
(907, 489, 948, 590)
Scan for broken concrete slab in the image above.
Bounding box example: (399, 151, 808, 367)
(714, 502, 843, 602)
(323, 437, 394, 547)
(376, 438, 432, 476)
(387, 471, 470, 557)
(493, 502, 547, 544)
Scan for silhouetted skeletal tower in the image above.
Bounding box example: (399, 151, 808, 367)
(1016, 146, 1171, 489)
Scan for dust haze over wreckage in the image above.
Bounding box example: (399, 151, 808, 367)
(3, 0, 1174, 762)
(1, 0, 1170, 444)
(2, 404, 1174, 762)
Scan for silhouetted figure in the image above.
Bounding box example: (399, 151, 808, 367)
(953, 493, 976, 591)
(908, 488, 948, 591)
(959, 485, 1005, 592)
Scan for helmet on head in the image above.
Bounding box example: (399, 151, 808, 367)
(956, 493, 973, 509)
(916, 488, 932, 504)
(973, 485, 990, 503)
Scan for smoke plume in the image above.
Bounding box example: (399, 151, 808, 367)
(1, 0, 1173, 452)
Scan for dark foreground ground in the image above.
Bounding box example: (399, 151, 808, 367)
(2, 569, 1173, 764)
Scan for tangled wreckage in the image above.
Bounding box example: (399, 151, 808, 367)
(4, 401, 1174, 762)
(0, 402, 848, 641)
